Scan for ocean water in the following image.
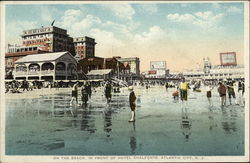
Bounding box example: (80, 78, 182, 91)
(5, 86, 245, 155)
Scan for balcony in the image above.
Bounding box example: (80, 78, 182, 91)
(41, 70, 55, 75)
(14, 70, 55, 76)
(56, 70, 66, 76)
(28, 71, 40, 75)
(14, 71, 27, 76)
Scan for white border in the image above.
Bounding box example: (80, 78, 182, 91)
(0, 1, 249, 162)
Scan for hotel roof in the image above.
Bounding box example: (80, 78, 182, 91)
(15, 51, 73, 63)
(87, 69, 112, 76)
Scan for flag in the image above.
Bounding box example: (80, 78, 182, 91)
(51, 20, 55, 26)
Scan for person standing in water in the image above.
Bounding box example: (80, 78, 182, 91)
(226, 80, 236, 105)
(70, 82, 79, 106)
(218, 82, 227, 107)
(165, 82, 169, 90)
(105, 81, 112, 104)
(81, 83, 88, 107)
(128, 86, 136, 122)
(86, 82, 92, 99)
(205, 82, 213, 107)
(180, 78, 188, 108)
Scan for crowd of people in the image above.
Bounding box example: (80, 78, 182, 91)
(169, 78, 245, 108)
(5, 77, 245, 122)
(5, 79, 44, 93)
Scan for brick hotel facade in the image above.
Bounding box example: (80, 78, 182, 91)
(5, 25, 96, 79)
(6, 25, 140, 80)
(21, 26, 75, 55)
(74, 37, 96, 59)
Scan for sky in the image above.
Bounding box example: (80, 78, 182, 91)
(5, 2, 245, 72)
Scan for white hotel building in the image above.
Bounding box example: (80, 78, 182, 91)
(13, 51, 78, 81)
(182, 64, 244, 81)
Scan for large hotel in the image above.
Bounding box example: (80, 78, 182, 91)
(5, 25, 140, 81)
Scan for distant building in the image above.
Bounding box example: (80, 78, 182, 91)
(87, 69, 113, 80)
(13, 51, 78, 81)
(173, 53, 244, 81)
(182, 65, 244, 81)
(203, 57, 212, 74)
(145, 61, 167, 79)
(5, 44, 49, 79)
(21, 26, 75, 55)
(117, 57, 140, 79)
(73, 36, 96, 59)
(77, 56, 131, 80)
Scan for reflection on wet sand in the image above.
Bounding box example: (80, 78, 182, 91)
(181, 108, 192, 142)
(5, 86, 244, 155)
(221, 106, 238, 134)
(80, 109, 97, 133)
(208, 108, 218, 131)
(129, 122, 137, 154)
(103, 107, 112, 137)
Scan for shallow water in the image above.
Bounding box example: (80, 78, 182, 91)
(5, 86, 244, 155)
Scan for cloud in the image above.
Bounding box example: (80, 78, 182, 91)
(133, 26, 166, 44)
(212, 3, 221, 9)
(71, 15, 102, 35)
(102, 21, 133, 41)
(40, 6, 53, 23)
(59, 9, 82, 29)
(6, 20, 38, 45)
(90, 28, 123, 46)
(167, 13, 195, 22)
(166, 11, 224, 29)
(227, 6, 242, 13)
(180, 4, 189, 8)
(101, 4, 135, 20)
(140, 4, 158, 14)
(57, 9, 101, 37)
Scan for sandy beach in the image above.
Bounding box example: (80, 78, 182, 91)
(5, 88, 72, 99)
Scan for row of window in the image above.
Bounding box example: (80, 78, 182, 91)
(23, 39, 51, 45)
(23, 34, 52, 40)
(9, 47, 38, 53)
(75, 42, 86, 46)
(185, 73, 243, 78)
(23, 27, 52, 35)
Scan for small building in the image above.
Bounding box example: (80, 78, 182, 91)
(13, 51, 78, 81)
(5, 44, 49, 79)
(87, 69, 113, 80)
(116, 57, 140, 80)
(77, 56, 105, 74)
(77, 57, 130, 77)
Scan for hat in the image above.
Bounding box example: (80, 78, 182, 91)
(128, 86, 134, 90)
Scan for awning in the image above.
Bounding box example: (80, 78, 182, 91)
(87, 69, 112, 76)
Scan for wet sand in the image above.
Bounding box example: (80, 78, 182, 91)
(5, 88, 72, 99)
(5, 86, 245, 155)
